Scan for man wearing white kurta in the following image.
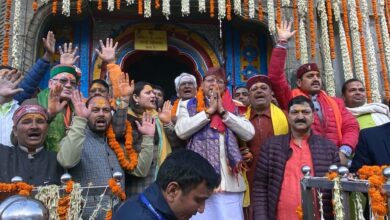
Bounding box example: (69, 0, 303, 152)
(175, 67, 255, 220)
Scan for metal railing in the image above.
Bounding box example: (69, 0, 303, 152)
(300, 165, 390, 220)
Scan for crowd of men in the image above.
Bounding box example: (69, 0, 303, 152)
(1, 20, 390, 220)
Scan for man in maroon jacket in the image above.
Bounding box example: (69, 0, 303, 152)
(268, 21, 359, 165)
(252, 96, 340, 220)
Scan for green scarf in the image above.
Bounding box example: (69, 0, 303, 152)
(37, 88, 73, 152)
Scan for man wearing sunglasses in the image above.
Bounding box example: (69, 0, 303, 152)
(24, 64, 80, 152)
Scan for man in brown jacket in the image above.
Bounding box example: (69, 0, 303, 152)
(252, 95, 340, 220)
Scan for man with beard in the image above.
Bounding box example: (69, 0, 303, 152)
(57, 92, 156, 217)
(175, 67, 255, 220)
(342, 78, 390, 129)
(253, 96, 340, 220)
(0, 104, 63, 185)
(153, 85, 165, 110)
(268, 20, 359, 165)
(244, 75, 289, 220)
(234, 86, 250, 107)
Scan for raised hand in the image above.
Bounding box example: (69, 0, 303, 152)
(71, 90, 91, 119)
(276, 20, 297, 42)
(59, 42, 80, 66)
(118, 72, 134, 100)
(215, 88, 225, 114)
(42, 31, 56, 55)
(48, 84, 68, 117)
(135, 112, 156, 136)
(0, 69, 24, 98)
(95, 38, 118, 64)
(206, 90, 218, 115)
(158, 101, 173, 124)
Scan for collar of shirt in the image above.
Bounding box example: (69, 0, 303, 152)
(290, 134, 310, 149)
(250, 107, 271, 120)
(18, 145, 44, 159)
(0, 100, 17, 116)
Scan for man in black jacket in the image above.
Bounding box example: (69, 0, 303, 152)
(113, 149, 220, 220)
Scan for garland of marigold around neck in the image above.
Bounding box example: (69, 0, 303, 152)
(106, 121, 138, 171)
(358, 165, 388, 219)
(0, 182, 33, 196)
(57, 180, 74, 220)
(171, 99, 180, 117)
(105, 178, 126, 220)
(195, 88, 206, 113)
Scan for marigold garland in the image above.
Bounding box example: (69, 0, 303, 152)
(372, 0, 390, 100)
(108, 178, 126, 201)
(77, 0, 82, 14)
(355, 0, 372, 103)
(32, 0, 38, 12)
(326, 171, 338, 180)
(308, 0, 316, 58)
(0, 182, 33, 196)
(52, 0, 58, 14)
(106, 121, 139, 171)
(341, 0, 353, 63)
(276, 0, 281, 25)
(2, 0, 12, 66)
(171, 99, 180, 117)
(386, 1, 390, 36)
(258, 0, 264, 21)
(296, 205, 303, 220)
(117, 0, 121, 9)
(155, 0, 160, 9)
(195, 88, 206, 113)
(293, 0, 300, 60)
(98, 0, 103, 10)
(358, 165, 388, 219)
(242, 0, 248, 19)
(138, 0, 143, 15)
(105, 210, 112, 220)
(226, 0, 232, 20)
(326, 0, 336, 59)
(57, 180, 74, 220)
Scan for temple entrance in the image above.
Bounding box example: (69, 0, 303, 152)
(121, 48, 199, 101)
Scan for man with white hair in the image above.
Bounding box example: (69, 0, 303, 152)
(171, 73, 197, 121)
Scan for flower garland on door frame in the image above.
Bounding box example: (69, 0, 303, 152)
(267, 0, 276, 35)
(32, 0, 38, 11)
(379, 0, 390, 78)
(326, 0, 336, 59)
(0, 182, 33, 196)
(199, 0, 206, 13)
(348, 0, 365, 84)
(281, 0, 290, 7)
(52, 0, 58, 14)
(162, 0, 170, 19)
(77, 0, 82, 14)
(293, 0, 300, 60)
(372, 0, 390, 100)
(108, 0, 115, 11)
(243, 0, 248, 18)
(248, 0, 254, 18)
(333, 0, 354, 80)
(308, 0, 316, 58)
(1, 0, 12, 66)
(226, 0, 232, 20)
(341, 0, 353, 63)
(355, 0, 372, 102)
(11, 0, 22, 69)
(182, 0, 190, 16)
(233, 0, 242, 15)
(361, 0, 381, 102)
(297, 0, 308, 63)
(276, 0, 281, 25)
(125, 0, 135, 5)
(117, 0, 121, 9)
(258, 0, 264, 21)
(62, 0, 71, 17)
(210, 0, 215, 17)
(138, 0, 143, 15)
(317, 190, 325, 220)
(218, 0, 226, 19)
(144, 0, 152, 17)
(318, 0, 336, 96)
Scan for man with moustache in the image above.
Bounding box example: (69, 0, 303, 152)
(253, 96, 340, 220)
(342, 78, 390, 129)
(175, 67, 255, 220)
(171, 73, 197, 122)
(244, 75, 289, 220)
(0, 104, 63, 185)
(234, 86, 250, 107)
(268, 20, 359, 165)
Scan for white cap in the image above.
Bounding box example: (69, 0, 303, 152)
(174, 73, 197, 96)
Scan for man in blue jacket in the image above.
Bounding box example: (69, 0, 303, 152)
(113, 149, 220, 220)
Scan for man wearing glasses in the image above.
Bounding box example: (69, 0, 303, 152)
(23, 64, 80, 152)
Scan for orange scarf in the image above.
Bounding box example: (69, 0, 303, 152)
(291, 89, 342, 144)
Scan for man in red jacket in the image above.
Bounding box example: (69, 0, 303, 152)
(268, 21, 359, 165)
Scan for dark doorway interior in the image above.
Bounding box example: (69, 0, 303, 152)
(122, 51, 196, 101)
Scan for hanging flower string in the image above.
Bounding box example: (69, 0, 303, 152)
(11, 0, 22, 69)
(297, 0, 308, 63)
(233, 0, 241, 15)
(106, 121, 139, 171)
(258, 0, 264, 21)
(138, 0, 143, 15)
(32, 0, 38, 11)
(379, 0, 390, 75)
(248, 0, 254, 18)
(105, 178, 126, 220)
(1, 0, 12, 66)
(243, 0, 249, 19)
(326, 0, 336, 59)
(52, 0, 58, 14)
(0, 182, 34, 196)
(372, 0, 390, 100)
(155, 0, 160, 9)
(341, 0, 353, 63)
(77, 0, 82, 14)
(308, 0, 316, 58)
(210, 0, 215, 17)
(108, 0, 115, 11)
(355, 0, 372, 102)
(117, 0, 121, 9)
(293, 0, 300, 60)
(57, 180, 74, 220)
(162, 0, 170, 19)
(267, 0, 276, 35)
(358, 166, 388, 219)
(226, 0, 232, 20)
(296, 205, 303, 220)
(98, 0, 103, 10)
(276, 0, 281, 25)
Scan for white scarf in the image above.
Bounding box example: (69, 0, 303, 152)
(347, 103, 390, 126)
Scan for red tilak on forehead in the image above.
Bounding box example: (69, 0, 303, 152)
(91, 97, 109, 108)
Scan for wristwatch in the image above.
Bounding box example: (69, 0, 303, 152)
(220, 109, 227, 117)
